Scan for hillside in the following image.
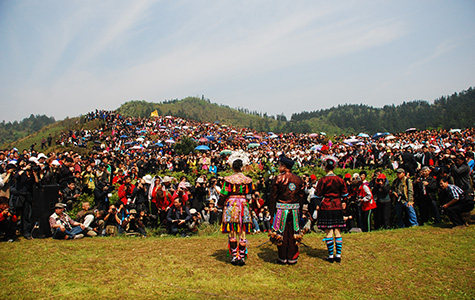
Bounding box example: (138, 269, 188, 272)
(2, 86, 474, 149)
(291, 87, 475, 133)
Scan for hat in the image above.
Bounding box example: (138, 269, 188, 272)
(189, 208, 197, 214)
(129, 209, 137, 215)
(421, 166, 430, 171)
(184, 182, 191, 188)
(310, 174, 317, 181)
(51, 160, 61, 166)
(196, 177, 205, 183)
(352, 173, 361, 181)
(377, 173, 387, 180)
(162, 176, 172, 183)
(143, 175, 153, 185)
(37, 153, 47, 160)
(344, 173, 352, 179)
(54, 203, 65, 209)
(396, 168, 405, 173)
(278, 154, 295, 169)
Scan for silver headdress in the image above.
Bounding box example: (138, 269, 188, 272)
(227, 150, 250, 166)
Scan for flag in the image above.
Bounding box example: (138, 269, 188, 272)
(150, 110, 158, 117)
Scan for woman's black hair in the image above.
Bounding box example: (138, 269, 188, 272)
(232, 159, 243, 171)
(324, 159, 335, 170)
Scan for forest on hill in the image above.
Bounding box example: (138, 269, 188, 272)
(118, 87, 474, 135)
(291, 87, 475, 133)
(0, 114, 56, 145)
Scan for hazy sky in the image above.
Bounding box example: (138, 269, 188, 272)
(1, 0, 474, 122)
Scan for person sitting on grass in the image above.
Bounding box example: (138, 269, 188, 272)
(122, 209, 147, 237)
(49, 203, 85, 240)
(166, 198, 191, 236)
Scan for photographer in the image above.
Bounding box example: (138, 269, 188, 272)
(131, 176, 151, 213)
(122, 209, 147, 237)
(94, 179, 112, 212)
(390, 168, 418, 228)
(81, 164, 96, 195)
(61, 181, 81, 210)
(372, 173, 392, 229)
(414, 167, 440, 225)
(117, 175, 135, 206)
(439, 177, 474, 228)
(188, 208, 202, 234)
(104, 204, 123, 236)
(0, 197, 18, 242)
(191, 177, 207, 212)
(10, 160, 40, 239)
(0, 164, 16, 199)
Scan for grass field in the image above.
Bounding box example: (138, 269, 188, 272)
(1, 225, 474, 300)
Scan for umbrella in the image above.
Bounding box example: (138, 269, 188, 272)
(344, 138, 360, 144)
(248, 143, 260, 148)
(385, 135, 396, 140)
(165, 116, 173, 119)
(165, 139, 175, 144)
(405, 128, 417, 133)
(220, 150, 233, 155)
(320, 132, 326, 136)
(119, 135, 128, 139)
(310, 145, 322, 151)
(269, 134, 279, 139)
(206, 136, 215, 141)
(230, 130, 238, 134)
(450, 129, 461, 133)
(309, 133, 319, 138)
(372, 132, 388, 139)
(358, 133, 369, 138)
(155, 142, 164, 147)
(136, 137, 145, 142)
(198, 137, 209, 143)
(195, 145, 210, 151)
(131, 145, 144, 149)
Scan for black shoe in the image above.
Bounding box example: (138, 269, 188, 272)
(231, 257, 239, 265)
(325, 257, 334, 263)
(238, 258, 246, 266)
(334, 256, 341, 263)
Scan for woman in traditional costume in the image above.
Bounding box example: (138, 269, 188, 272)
(314, 157, 348, 263)
(217, 150, 253, 266)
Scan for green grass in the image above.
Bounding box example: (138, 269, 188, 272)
(1, 225, 474, 299)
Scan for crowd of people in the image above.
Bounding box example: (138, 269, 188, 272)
(0, 109, 473, 246)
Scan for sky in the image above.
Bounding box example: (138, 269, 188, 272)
(1, 0, 474, 122)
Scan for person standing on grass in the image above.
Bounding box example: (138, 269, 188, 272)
(217, 150, 253, 266)
(268, 154, 305, 265)
(314, 157, 348, 263)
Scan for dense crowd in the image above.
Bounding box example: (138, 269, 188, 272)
(0, 109, 473, 241)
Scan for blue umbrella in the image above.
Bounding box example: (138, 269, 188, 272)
(120, 135, 128, 139)
(206, 136, 215, 141)
(358, 133, 369, 138)
(195, 145, 211, 151)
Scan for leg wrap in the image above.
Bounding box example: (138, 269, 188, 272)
(229, 238, 238, 258)
(323, 237, 334, 258)
(335, 237, 342, 257)
(239, 239, 248, 259)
